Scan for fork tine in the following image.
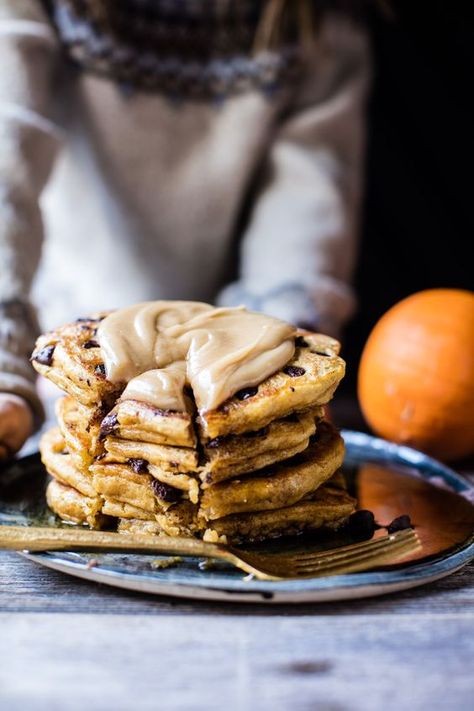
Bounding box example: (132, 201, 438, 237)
(299, 538, 422, 578)
(292, 529, 417, 566)
(233, 529, 421, 580)
(292, 533, 421, 577)
(294, 530, 419, 569)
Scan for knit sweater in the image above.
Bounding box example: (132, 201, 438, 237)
(0, 0, 370, 422)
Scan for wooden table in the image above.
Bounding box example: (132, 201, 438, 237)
(1, 399, 474, 710)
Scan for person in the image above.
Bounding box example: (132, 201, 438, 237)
(0, 0, 371, 460)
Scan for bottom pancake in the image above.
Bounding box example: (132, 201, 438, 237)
(117, 518, 163, 536)
(207, 480, 355, 544)
(40, 427, 97, 499)
(46, 479, 108, 529)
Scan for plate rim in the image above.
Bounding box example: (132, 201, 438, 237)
(6, 430, 474, 603)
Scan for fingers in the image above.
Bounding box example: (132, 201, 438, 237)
(0, 394, 34, 456)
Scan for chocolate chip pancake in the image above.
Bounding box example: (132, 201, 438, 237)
(46, 479, 107, 529)
(101, 398, 197, 448)
(32, 315, 118, 408)
(40, 427, 97, 499)
(102, 435, 200, 474)
(197, 333, 344, 440)
(90, 457, 196, 514)
(117, 518, 163, 535)
(201, 408, 322, 486)
(101, 498, 157, 521)
(199, 421, 344, 520)
(55, 396, 103, 470)
(208, 480, 356, 544)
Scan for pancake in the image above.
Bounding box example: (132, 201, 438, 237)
(46, 479, 107, 528)
(102, 398, 197, 448)
(201, 408, 321, 486)
(101, 498, 156, 521)
(90, 458, 197, 514)
(199, 421, 344, 520)
(55, 396, 103, 469)
(90, 461, 160, 513)
(197, 333, 345, 440)
(40, 427, 97, 499)
(31, 315, 119, 408)
(207, 481, 356, 544)
(117, 518, 163, 535)
(103, 435, 199, 473)
(156, 500, 203, 538)
(117, 502, 202, 538)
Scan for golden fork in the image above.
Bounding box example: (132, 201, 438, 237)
(0, 525, 421, 581)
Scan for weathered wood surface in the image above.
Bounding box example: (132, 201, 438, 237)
(1, 610, 474, 711)
(1, 400, 474, 710)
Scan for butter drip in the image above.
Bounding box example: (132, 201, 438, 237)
(97, 301, 296, 412)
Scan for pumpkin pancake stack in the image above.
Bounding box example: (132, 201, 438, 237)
(32, 302, 355, 544)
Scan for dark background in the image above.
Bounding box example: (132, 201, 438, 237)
(340, 1, 473, 396)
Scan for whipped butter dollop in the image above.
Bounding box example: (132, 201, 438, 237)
(97, 301, 296, 412)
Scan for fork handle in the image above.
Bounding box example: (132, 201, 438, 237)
(0, 525, 225, 559)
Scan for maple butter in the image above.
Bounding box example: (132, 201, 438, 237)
(97, 301, 296, 412)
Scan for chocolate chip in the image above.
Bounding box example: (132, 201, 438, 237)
(283, 365, 306, 377)
(95, 363, 106, 377)
(295, 336, 309, 348)
(387, 515, 413, 534)
(235, 386, 258, 401)
(32, 345, 55, 366)
(99, 413, 118, 439)
(348, 510, 378, 541)
(207, 436, 225, 449)
(151, 480, 182, 503)
(83, 339, 100, 349)
(244, 427, 267, 438)
(127, 458, 149, 474)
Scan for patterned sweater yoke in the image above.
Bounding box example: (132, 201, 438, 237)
(43, 0, 304, 98)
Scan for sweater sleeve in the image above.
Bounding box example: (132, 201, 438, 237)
(0, 0, 61, 424)
(217, 17, 371, 337)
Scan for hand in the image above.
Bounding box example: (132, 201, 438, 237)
(0, 394, 34, 461)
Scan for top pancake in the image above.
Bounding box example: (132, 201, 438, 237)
(197, 333, 344, 439)
(32, 315, 344, 444)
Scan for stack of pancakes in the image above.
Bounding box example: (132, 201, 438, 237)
(32, 311, 355, 544)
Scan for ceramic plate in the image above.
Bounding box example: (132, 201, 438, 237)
(1, 430, 474, 603)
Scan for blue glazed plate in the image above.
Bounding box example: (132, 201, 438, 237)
(1, 430, 473, 603)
